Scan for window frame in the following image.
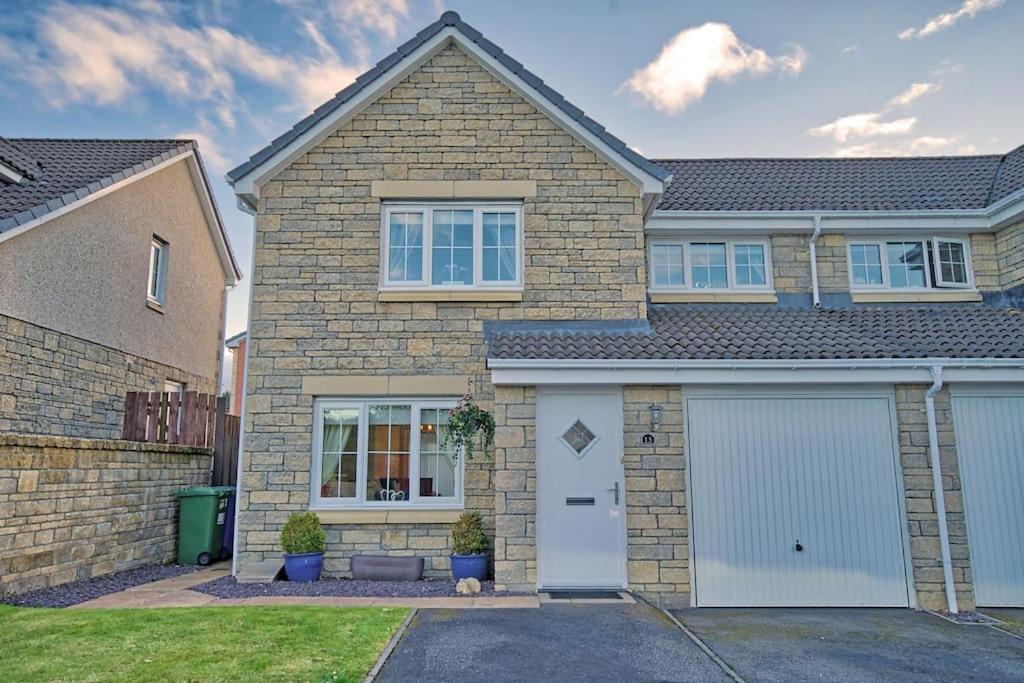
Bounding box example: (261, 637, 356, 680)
(846, 236, 974, 292)
(380, 202, 524, 291)
(148, 237, 168, 305)
(310, 397, 464, 510)
(647, 238, 774, 293)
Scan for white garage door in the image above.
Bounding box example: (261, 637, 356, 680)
(952, 388, 1024, 607)
(687, 390, 912, 607)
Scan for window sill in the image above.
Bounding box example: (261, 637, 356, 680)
(649, 291, 777, 304)
(311, 508, 464, 524)
(146, 299, 165, 314)
(378, 289, 523, 303)
(850, 290, 982, 303)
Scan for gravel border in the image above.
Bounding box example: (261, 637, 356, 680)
(193, 575, 532, 599)
(3, 564, 201, 608)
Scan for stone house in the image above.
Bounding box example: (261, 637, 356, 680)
(227, 12, 1024, 611)
(0, 138, 241, 438)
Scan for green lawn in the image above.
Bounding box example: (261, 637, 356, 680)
(0, 604, 408, 682)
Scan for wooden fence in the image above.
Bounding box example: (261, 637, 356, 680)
(122, 392, 239, 486)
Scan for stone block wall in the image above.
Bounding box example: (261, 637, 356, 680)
(894, 385, 974, 611)
(997, 220, 1024, 289)
(492, 385, 536, 591)
(771, 235, 812, 293)
(0, 434, 211, 596)
(0, 314, 216, 440)
(623, 386, 689, 607)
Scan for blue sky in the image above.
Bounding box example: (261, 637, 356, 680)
(2, 0, 1021, 336)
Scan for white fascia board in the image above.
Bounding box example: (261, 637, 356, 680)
(646, 211, 992, 235)
(989, 194, 1024, 229)
(231, 28, 667, 202)
(489, 358, 1024, 386)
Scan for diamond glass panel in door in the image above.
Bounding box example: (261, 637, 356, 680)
(366, 405, 412, 502)
(691, 243, 729, 289)
(482, 212, 517, 282)
(937, 240, 968, 285)
(320, 408, 359, 499)
(733, 244, 767, 286)
(850, 244, 883, 286)
(652, 244, 684, 287)
(560, 419, 598, 459)
(432, 210, 474, 285)
(419, 409, 457, 499)
(887, 242, 927, 288)
(388, 212, 423, 282)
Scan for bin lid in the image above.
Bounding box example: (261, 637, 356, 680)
(177, 486, 232, 498)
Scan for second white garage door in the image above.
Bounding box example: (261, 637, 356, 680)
(686, 389, 912, 607)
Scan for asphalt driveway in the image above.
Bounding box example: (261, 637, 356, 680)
(672, 607, 1024, 682)
(377, 602, 730, 682)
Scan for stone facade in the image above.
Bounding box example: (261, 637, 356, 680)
(0, 434, 211, 596)
(623, 386, 688, 607)
(235, 43, 645, 575)
(895, 385, 974, 611)
(492, 385, 536, 591)
(997, 220, 1024, 289)
(0, 314, 216, 440)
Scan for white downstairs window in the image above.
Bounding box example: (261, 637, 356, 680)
(648, 239, 773, 292)
(312, 399, 462, 509)
(846, 237, 973, 290)
(381, 204, 523, 291)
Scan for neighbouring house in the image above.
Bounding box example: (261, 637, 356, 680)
(226, 11, 1024, 611)
(0, 137, 242, 438)
(225, 330, 247, 416)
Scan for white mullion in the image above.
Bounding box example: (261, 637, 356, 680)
(424, 209, 433, 288)
(725, 240, 736, 289)
(410, 405, 422, 504)
(683, 241, 693, 290)
(919, 240, 933, 288)
(474, 208, 482, 286)
(357, 403, 368, 504)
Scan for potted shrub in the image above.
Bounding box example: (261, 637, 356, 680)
(281, 511, 326, 582)
(450, 511, 488, 581)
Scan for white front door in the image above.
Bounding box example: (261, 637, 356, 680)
(536, 388, 626, 589)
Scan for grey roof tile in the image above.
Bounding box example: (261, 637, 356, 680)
(0, 138, 41, 179)
(487, 305, 1024, 361)
(991, 144, 1024, 204)
(226, 11, 671, 185)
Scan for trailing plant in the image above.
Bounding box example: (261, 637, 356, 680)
(281, 512, 326, 554)
(451, 512, 488, 556)
(441, 394, 495, 460)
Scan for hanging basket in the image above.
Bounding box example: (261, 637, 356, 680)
(441, 394, 495, 460)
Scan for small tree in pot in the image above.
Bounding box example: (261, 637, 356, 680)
(281, 512, 326, 582)
(450, 511, 488, 581)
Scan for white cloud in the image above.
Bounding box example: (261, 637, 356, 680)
(332, 0, 410, 41)
(176, 130, 230, 174)
(899, 0, 1003, 40)
(888, 82, 938, 107)
(841, 43, 860, 54)
(808, 113, 918, 143)
(619, 22, 806, 114)
(833, 136, 958, 157)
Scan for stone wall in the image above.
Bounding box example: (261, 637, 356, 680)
(997, 220, 1024, 289)
(236, 43, 644, 572)
(894, 385, 974, 611)
(623, 386, 688, 607)
(0, 314, 216, 440)
(0, 434, 211, 596)
(492, 385, 536, 591)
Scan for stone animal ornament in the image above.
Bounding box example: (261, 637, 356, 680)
(455, 577, 482, 595)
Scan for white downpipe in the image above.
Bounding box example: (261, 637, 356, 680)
(809, 215, 823, 308)
(925, 365, 958, 614)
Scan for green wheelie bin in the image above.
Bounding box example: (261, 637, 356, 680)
(176, 486, 231, 565)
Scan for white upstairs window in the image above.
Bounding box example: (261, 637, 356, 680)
(846, 237, 973, 290)
(648, 239, 773, 292)
(148, 237, 168, 305)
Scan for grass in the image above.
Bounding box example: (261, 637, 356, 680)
(0, 604, 409, 682)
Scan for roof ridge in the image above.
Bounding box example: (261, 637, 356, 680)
(653, 154, 1002, 163)
(10, 137, 195, 144)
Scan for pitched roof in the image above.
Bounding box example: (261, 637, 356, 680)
(487, 305, 1024, 361)
(652, 154, 1023, 212)
(226, 11, 669, 188)
(0, 137, 241, 281)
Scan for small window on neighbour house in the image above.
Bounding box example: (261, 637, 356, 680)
(382, 205, 522, 290)
(148, 237, 168, 305)
(648, 240, 772, 291)
(846, 237, 972, 290)
(313, 399, 461, 508)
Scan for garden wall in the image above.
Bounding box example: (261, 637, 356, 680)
(0, 434, 212, 596)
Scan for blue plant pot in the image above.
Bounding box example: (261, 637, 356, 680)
(284, 552, 324, 582)
(451, 553, 487, 581)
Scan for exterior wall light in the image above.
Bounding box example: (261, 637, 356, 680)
(649, 403, 663, 432)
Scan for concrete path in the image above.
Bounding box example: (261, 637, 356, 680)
(672, 607, 1024, 682)
(377, 602, 731, 682)
(70, 564, 539, 610)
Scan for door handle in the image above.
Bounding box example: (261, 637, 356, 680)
(607, 481, 620, 505)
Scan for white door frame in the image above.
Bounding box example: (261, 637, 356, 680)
(682, 384, 916, 608)
(535, 385, 629, 590)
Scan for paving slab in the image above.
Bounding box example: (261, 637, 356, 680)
(981, 608, 1024, 638)
(673, 607, 1024, 682)
(377, 602, 729, 682)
